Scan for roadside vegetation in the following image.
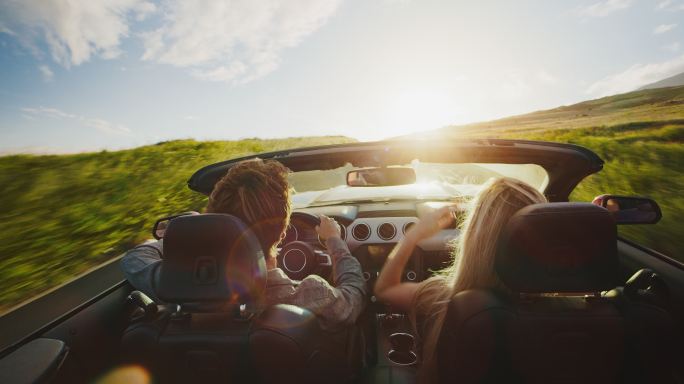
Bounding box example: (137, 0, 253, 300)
(0, 136, 353, 313)
(1, 86, 682, 313)
(501, 121, 683, 259)
(437, 85, 684, 260)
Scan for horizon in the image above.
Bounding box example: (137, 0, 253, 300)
(2, 0, 684, 154)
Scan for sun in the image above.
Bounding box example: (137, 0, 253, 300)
(355, 88, 469, 141)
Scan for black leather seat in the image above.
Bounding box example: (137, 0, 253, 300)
(120, 214, 266, 383)
(120, 214, 363, 383)
(249, 303, 365, 384)
(436, 203, 675, 384)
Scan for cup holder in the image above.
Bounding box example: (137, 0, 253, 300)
(389, 332, 414, 350)
(387, 350, 417, 366)
(387, 332, 417, 366)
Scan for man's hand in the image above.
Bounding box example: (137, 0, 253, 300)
(316, 214, 342, 240)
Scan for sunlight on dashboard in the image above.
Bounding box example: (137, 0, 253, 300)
(411, 182, 432, 190)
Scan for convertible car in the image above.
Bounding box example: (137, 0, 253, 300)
(0, 139, 681, 383)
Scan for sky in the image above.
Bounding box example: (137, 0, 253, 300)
(1, 0, 684, 154)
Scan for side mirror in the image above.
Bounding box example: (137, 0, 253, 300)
(596, 195, 662, 225)
(346, 167, 416, 187)
(152, 211, 200, 239)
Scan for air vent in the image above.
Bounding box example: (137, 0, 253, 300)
(352, 223, 371, 241)
(402, 221, 416, 234)
(377, 222, 396, 241)
(340, 224, 346, 240)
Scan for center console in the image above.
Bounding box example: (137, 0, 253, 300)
(362, 310, 418, 383)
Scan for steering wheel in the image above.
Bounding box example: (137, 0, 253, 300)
(277, 212, 328, 280)
(278, 241, 318, 280)
(290, 211, 321, 227)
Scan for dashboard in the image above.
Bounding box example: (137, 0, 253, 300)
(281, 201, 462, 289)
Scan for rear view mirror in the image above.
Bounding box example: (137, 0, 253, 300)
(152, 211, 200, 239)
(346, 167, 416, 187)
(598, 195, 662, 224)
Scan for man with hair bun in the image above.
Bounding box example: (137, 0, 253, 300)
(122, 158, 367, 329)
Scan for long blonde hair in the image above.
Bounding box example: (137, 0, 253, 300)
(411, 177, 547, 382)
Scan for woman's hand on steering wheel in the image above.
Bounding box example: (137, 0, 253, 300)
(316, 214, 341, 241)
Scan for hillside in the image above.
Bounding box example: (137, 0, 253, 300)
(639, 72, 684, 91)
(0, 136, 354, 313)
(427, 85, 684, 138)
(1, 87, 683, 314)
(432, 86, 684, 260)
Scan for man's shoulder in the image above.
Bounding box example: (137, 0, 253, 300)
(299, 274, 330, 287)
(121, 240, 163, 269)
(297, 275, 336, 299)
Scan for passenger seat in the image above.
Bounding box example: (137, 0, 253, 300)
(436, 203, 675, 384)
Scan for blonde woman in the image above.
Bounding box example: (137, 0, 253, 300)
(374, 177, 547, 382)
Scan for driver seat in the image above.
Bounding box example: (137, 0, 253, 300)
(120, 213, 364, 383)
(120, 213, 267, 383)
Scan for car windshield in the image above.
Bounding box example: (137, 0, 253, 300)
(288, 162, 548, 207)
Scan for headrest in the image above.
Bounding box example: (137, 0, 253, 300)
(496, 203, 617, 293)
(155, 214, 267, 305)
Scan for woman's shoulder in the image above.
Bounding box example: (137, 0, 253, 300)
(417, 275, 449, 292)
(412, 275, 450, 317)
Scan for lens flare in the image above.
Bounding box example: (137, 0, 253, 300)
(94, 365, 151, 384)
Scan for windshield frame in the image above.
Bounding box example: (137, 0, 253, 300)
(188, 139, 603, 202)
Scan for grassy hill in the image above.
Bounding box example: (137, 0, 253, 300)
(430, 85, 684, 260)
(0, 136, 354, 313)
(427, 85, 684, 138)
(639, 71, 684, 91)
(1, 86, 682, 314)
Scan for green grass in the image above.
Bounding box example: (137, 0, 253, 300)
(0, 136, 354, 313)
(435, 85, 684, 260)
(1, 86, 682, 313)
(499, 122, 683, 259)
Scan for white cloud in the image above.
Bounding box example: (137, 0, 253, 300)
(586, 54, 684, 97)
(537, 70, 559, 86)
(654, 23, 677, 34)
(38, 65, 54, 82)
(141, 0, 343, 84)
(663, 42, 681, 52)
(0, 0, 156, 67)
(495, 71, 533, 99)
(655, 0, 684, 11)
(21, 107, 131, 135)
(578, 0, 633, 18)
(656, 0, 673, 9)
(0, 22, 16, 36)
